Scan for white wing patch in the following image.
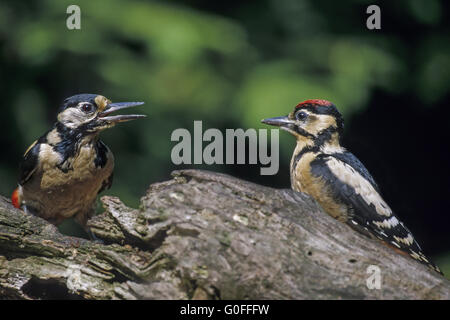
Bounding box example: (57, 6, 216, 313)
(409, 250, 430, 263)
(326, 157, 392, 217)
(39, 144, 63, 168)
(394, 234, 414, 246)
(320, 144, 346, 155)
(373, 216, 399, 229)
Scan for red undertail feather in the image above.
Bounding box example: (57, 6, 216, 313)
(11, 188, 20, 209)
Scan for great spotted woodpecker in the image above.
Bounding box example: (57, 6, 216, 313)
(262, 99, 442, 274)
(12, 94, 145, 230)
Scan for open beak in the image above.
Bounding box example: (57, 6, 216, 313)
(98, 101, 146, 123)
(261, 116, 292, 128)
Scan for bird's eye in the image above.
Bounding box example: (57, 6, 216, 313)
(80, 103, 94, 113)
(295, 111, 308, 121)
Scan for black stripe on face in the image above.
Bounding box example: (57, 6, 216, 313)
(293, 125, 315, 139)
(290, 126, 337, 177)
(54, 120, 111, 171)
(53, 122, 101, 172)
(53, 123, 81, 169)
(296, 105, 344, 135)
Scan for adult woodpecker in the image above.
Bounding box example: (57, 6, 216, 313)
(12, 94, 145, 229)
(262, 99, 442, 274)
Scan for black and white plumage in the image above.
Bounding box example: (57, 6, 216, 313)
(262, 99, 442, 274)
(13, 94, 145, 229)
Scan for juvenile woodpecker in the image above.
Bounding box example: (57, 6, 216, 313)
(12, 94, 145, 229)
(262, 99, 442, 274)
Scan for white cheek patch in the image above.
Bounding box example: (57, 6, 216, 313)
(326, 157, 392, 217)
(57, 108, 96, 129)
(307, 114, 336, 135)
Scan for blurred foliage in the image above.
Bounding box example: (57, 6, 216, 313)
(0, 0, 449, 274)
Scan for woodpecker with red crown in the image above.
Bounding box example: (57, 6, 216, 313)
(262, 99, 442, 274)
(12, 94, 145, 230)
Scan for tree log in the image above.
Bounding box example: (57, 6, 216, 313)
(0, 169, 449, 299)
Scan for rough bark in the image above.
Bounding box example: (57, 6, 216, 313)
(0, 169, 449, 299)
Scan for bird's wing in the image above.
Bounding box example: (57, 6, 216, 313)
(310, 153, 441, 273)
(19, 140, 41, 185)
(328, 151, 380, 193)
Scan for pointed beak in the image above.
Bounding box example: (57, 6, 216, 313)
(98, 101, 146, 123)
(261, 116, 293, 127)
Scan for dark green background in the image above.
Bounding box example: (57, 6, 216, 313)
(1, 0, 449, 276)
